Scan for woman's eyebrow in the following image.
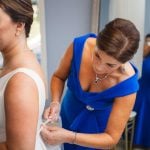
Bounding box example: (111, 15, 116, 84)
(95, 49, 118, 66)
(106, 63, 117, 66)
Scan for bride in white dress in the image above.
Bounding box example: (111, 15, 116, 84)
(0, 0, 60, 149)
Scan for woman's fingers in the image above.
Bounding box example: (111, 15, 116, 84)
(44, 104, 60, 121)
(41, 127, 49, 142)
(44, 125, 59, 131)
(43, 107, 51, 119)
(41, 126, 57, 144)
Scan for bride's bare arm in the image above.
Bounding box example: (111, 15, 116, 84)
(0, 73, 39, 150)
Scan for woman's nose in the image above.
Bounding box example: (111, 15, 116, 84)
(95, 64, 106, 72)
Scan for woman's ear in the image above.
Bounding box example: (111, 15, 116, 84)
(15, 22, 25, 36)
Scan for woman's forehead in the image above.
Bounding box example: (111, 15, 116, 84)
(94, 47, 122, 65)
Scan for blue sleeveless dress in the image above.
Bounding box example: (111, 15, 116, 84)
(60, 33, 139, 150)
(133, 56, 150, 148)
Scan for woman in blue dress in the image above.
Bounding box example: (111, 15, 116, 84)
(41, 18, 140, 150)
(133, 34, 150, 148)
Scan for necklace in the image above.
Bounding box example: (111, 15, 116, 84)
(94, 73, 108, 84)
(91, 47, 110, 84)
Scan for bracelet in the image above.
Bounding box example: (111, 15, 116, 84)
(50, 101, 60, 105)
(72, 132, 77, 144)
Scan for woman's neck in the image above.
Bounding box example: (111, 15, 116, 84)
(2, 42, 29, 69)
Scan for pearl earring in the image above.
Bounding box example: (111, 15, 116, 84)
(15, 31, 20, 36)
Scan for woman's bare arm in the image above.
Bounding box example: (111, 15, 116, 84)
(0, 73, 39, 150)
(69, 93, 136, 149)
(0, 142, 7, 150)
(50, 43, 73, 103)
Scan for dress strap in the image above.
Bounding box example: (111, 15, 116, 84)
(2, 68, 45, 107)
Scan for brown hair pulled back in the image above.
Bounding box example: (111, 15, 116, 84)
(0, 0, 33, 37)
(96, 18, 140, 63)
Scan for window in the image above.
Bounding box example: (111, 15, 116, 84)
(28, 0, 41, 63)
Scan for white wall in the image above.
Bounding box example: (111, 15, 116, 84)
(145, 0, 150, 35)
(43, 0, 92, 98)
(99, 0, 110, 30)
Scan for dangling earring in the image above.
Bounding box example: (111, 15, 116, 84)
(15, 28, 22, 36)
(15, 31, 20, 36)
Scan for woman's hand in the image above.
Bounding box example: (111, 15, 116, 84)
(41, 126, 74, 145)
(44, 101, 60, 122)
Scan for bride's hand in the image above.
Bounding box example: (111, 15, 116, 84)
(44, 101, 60, 122)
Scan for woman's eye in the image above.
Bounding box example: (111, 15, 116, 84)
(107, 64, 116, 68)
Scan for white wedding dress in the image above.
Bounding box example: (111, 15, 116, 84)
(0, 68, 61, 150)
